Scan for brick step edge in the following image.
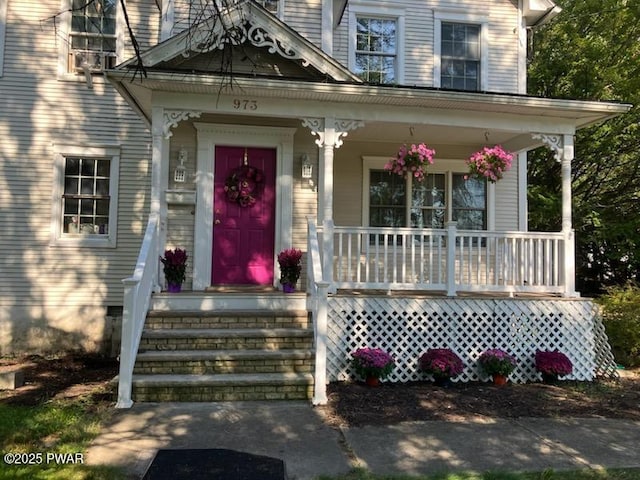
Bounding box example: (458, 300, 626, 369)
(141, 328, 313, 339)
(146, 309, 310, 319)
(135, 349, 314, 362)
(131, 372, 314, 387)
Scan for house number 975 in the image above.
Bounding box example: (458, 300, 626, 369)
(233, 99, 258, 110)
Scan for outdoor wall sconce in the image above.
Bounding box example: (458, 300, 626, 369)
(174, 147, 188, 184)
(301, 153, 315, 190)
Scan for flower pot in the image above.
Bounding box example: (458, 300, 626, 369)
(433, 376, 452, 388)
(541, 373, 559, 384)
(492, 374, 508, 386)
(167, 283, 182, 293)
(282, 283, 296, 293)
(365, 376, 380, 387)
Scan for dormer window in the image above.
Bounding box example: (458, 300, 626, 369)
(67, 0, 117, 74)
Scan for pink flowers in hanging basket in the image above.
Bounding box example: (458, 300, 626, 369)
(384, 143, 435, 182)
(466, 145, 513, 183)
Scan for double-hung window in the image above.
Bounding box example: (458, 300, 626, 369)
(440, 22, 480, 91)
(434, 13, 487, 91)
(354, 16, 397, 84)
(67, 0, 118, 74)
(365, 159, 487, 231)
(52, 145, 120, 247)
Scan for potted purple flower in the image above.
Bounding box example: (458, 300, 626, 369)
(160, 248, 188, 293)
(478, 349, 517, 385)
(466, 145, 513, 183)
(418, 348, 464, 387)
(277, 248, 303, 293)
(535, 350, 573, 384)
(351, 347, 395, 386)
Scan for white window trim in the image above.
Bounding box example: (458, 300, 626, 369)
(51, 144, 120, 248)
(362, 156, 494, 228)
(348, 2, 405, 84)
(0, 0, 7, 77)
(433, 11, 489, 91)
(57, 0, 125, 81)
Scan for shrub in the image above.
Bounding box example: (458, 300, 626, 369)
(418, 349, 464, 378)
(478, 349, 517, 376)
(350, 348, 395, 380)
(598, 283, 640, 367)
(535, 350, 573, 377)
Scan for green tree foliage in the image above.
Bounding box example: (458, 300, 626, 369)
(527, 0, 640, 294)
(597, 283, 640, 367)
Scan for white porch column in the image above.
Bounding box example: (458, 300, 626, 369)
(532, 133, 577, 297)
(561, 134, 576, 296)
(302, 117, 365, 286)
(150, 106, 166, 291)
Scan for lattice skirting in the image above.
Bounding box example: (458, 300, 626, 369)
(325, 296, 618, 384)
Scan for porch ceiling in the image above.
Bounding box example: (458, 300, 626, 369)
(108, 72, 631, 151)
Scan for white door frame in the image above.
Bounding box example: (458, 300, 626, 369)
(192, 123, 295, 290)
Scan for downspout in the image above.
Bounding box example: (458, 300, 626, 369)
(321, 0, 333, 55)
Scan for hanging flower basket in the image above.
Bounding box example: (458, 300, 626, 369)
(384, 143, 435, 182)
(466, 145, 513, 183)
(224, 165, 265, 207)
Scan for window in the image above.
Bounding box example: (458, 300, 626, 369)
(440, 22, 480, 91)
(52, 145, 120, 247)
(67, 0, 118, 74)
(434, 13, 487, 91)
(364, 160, 487, 231)
(354, 16, 397, 83)
(0, 0, 7, 77)
(257, 0, 282, 17)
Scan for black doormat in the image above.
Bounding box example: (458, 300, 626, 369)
(142, 449, 286, 480)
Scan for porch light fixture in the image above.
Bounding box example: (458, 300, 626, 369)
(174, 147, 187, 183)
(301, 153, 315, 190)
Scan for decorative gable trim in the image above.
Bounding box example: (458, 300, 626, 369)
(119, 2, 361, 83)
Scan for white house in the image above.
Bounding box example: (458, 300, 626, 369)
(0, 0, 629, 406)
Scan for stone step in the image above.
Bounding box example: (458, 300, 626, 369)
(145, 309, 311, 330)
(131, 373, 314, 402)
(133, 349, 314, 375)
(139, 328, 314, 351)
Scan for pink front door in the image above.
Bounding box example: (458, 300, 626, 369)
(212, 146, 276, 285)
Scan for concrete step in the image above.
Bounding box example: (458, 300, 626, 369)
(145, 309, 311, 330)
(133, 349, 314, 375)
(139, 328, 314, 351)
(131, 372, 314, 402)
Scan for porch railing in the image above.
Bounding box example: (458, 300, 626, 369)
(307, 219, 330, 405)
(116, 213, 160, 408)
(317, 221, 567, 296)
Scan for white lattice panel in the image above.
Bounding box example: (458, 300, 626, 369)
(325, 296, 617, 384)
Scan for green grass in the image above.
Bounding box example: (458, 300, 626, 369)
(317, 468, 640, 480)
(0, 397, 126, 480)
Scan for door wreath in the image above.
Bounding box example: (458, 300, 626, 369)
(224, 164, 265, 207)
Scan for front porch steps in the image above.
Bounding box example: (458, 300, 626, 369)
(130, 308, 315, 402)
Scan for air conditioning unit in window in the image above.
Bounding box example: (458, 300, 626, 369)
(68, 50, 117, 74)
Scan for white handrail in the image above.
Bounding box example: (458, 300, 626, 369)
(116, 213, 160, 408)
(307, 218, 330, 405)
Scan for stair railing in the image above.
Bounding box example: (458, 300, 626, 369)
(116, 213, 160, 408)
(307, 218, 330, 405)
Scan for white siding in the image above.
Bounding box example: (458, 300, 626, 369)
(0, 1, 159, 354)
(334, 0, 519, 92)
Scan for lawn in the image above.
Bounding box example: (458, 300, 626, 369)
(0, 378, 126, 479)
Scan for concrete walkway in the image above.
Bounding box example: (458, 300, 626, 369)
(85, 402, 640, 479)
